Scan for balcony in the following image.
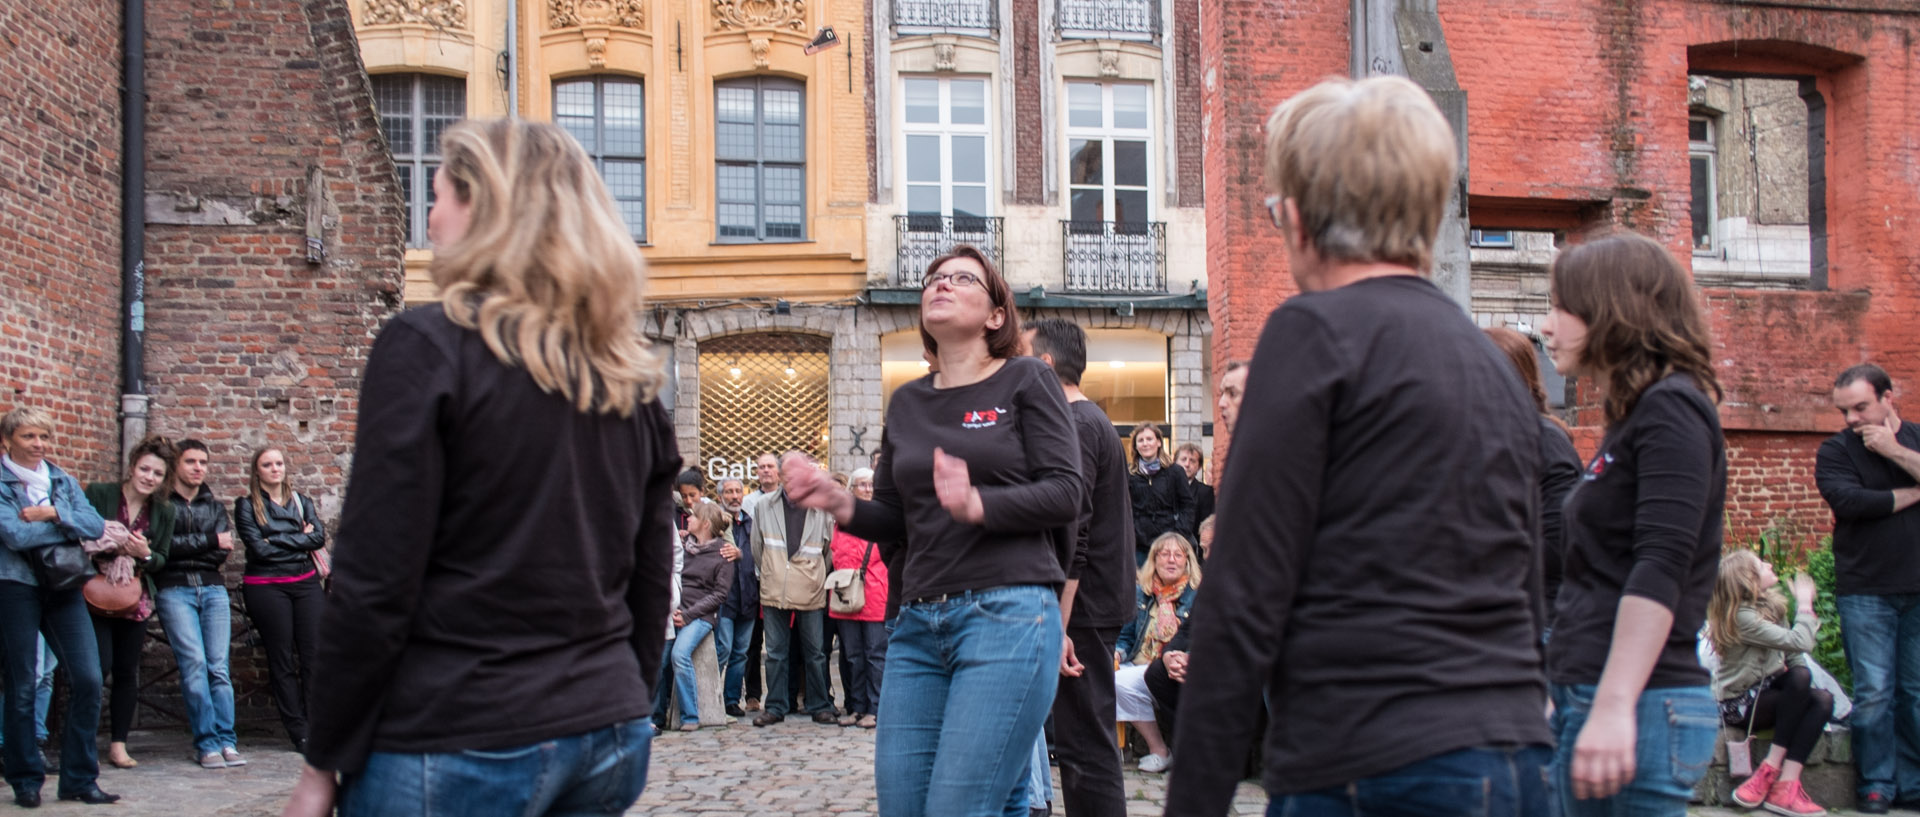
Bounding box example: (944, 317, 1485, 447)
(893, 0, 997, 36)
(1062, 220, 1165, 293)
(895, 215, 1005, 287)
(1057, 0, 1158, 41)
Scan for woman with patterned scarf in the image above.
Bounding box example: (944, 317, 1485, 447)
(1114, 532, 1201, 773)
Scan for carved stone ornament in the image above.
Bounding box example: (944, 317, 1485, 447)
(586, 35, 608, 67)
(933, 42, 956, 72)
(1099, 45, 1121, 77)
(712, 0, 806, 32)
(750, 36, 771, 69)
(363, 0, 469, 27)
(549, 0, 645, 29)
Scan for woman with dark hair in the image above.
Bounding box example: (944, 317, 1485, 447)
(1540, 231, 1727, 816)
(1128, 424, 1192, 567)
(1484, 326, 1582, 629)
(235, 447, 328, 752)
(286, 119, 680, 817)
(0, 407, 115, 806)
(785, 244, 1083, 817)
(84, 434, 178, 770)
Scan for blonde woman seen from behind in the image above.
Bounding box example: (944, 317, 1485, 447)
(286, 119, 680, 817)
(1709, 551, 1833, 816)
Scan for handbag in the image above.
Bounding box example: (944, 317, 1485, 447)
(83, 572, 142, 617)
(30, 542, 93, 593)
(296, 494, 332, 579)
(1725, 684, 1763, 778)
(825, 538, 876, 617)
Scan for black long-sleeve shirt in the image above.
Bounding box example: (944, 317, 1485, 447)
(1069, 399, 1135, 629)
(1539, 418, 1583, 623)
(304, 305, 680, 774)
(1129, 464, 1193, 553)
(845, 356, 1083, 600)
(1815, 421, 1920, 595)
(1548, 374, 1726, 688)
(1166, 276, 1551, 813)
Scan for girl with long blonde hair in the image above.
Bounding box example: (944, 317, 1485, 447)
(288, 119, 680, 817)
(233, 447, 327, 753)
(1707, 550, 1832, 815)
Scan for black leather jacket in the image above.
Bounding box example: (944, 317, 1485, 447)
(1129, 463, 1195, 554)
(234, 492, 327, 578)
(157, 484, 232, 586)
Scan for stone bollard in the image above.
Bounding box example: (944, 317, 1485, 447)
(693, 635, 728, 726)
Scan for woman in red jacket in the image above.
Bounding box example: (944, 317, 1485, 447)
(830, 468, 889, 729)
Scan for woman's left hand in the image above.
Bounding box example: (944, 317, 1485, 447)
(932, 448, 985, 525)
(281, 764, 337, 817)
(1570, 702, 1637, 799)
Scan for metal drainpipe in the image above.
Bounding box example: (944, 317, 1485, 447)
(506, 0, 518, 117)
(120, 0, 148, 457)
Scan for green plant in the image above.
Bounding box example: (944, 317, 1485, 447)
(1741, 526, 1851, 694)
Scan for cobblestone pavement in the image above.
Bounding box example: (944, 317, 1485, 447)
(45, 724, 1920, 816)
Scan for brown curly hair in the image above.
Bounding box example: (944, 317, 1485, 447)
(1550, 232, 1721, 426)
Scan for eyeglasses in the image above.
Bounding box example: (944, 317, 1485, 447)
(922, 270, 985, 291)
(1263, 195, 1284, 231)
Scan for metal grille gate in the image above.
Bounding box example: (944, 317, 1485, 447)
(699, 333, 832, 469)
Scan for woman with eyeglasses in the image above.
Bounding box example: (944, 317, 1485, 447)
(786, 245, 1084, 817)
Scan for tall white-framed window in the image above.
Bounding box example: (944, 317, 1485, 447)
(1065, 81, 1153, 230)
(900, 76, 990, 219)
(554, 76, 646, 242)
(371, 73, 466, 248)
(1689, 115, 1717, 255)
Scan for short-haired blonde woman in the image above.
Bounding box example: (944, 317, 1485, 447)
(1114, 533, 1200, 773)
(288, 119, 680, 817)
(0, 407, 114, 806)
(1127, 424, 1193, 567)
(234, 447, 327, 752)
(1165, 76, 1552, 817)
(1541, 231, 1726, 816)
(784, 244, 1084, 817)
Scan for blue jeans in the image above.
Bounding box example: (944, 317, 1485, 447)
(839, 618, 889, 716)
(715, 616, 756, 706)
(763, 607, 829, 718)
(1548, 684, 1716, 817)
(1268, 745, 1552, 817)
(156, 584, 237, 755)
(1020, 729, 1052, 812)
(0, 637, 56, 746)
(340, 717, 652, 817)
(1836, 593, 1920, 801)
(874, 585, 1061, 817)
(671, 619, 715, 722)
(651, 640, 673, 728)
(0, 581, 102, 796)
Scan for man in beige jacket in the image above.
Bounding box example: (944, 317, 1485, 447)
(749, 451, 837, 727)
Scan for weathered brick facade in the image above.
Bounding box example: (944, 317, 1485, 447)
(0, 0, 404, 731)
(0, 0, 127, 480)
(1205, 1, 1920, 543)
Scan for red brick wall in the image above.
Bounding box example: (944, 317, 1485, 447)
(0, 0, 125, 482)
(141, 0, 405, 519)
(1171, 0, 1201, 208)
(1204, 1, 1920, 533)
(1199, 0, 1344, 468)
(1724, 430, 1832, 550)
(1011, 0, 1042, 204)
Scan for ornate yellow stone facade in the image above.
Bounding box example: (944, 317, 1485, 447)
(352, 0, 869, 304)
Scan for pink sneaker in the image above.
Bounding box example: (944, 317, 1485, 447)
(1763, 779, 1827, 817)
(1731, 762, 1780, 808)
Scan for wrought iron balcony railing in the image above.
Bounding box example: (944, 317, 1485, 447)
(893, 0, 997, 35)
(895, 215, 1005, 287)
(1061, 220, 1166, 293)
(1057, 0, 1157, 40)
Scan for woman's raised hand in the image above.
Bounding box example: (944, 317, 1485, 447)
(781, 452, 854, 523)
